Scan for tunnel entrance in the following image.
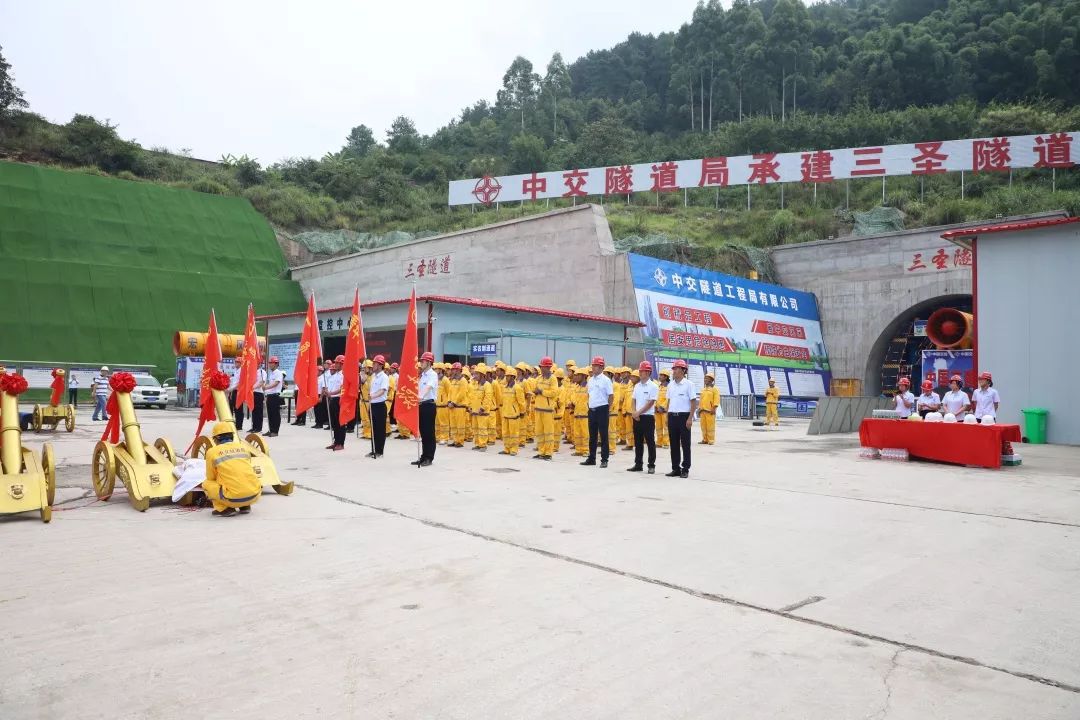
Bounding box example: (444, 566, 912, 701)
(864, 294, 972, 397)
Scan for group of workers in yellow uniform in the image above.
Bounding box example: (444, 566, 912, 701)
(414, 358, 764, 458)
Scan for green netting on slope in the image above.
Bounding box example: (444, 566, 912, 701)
(853, 206, 905, 236)
(0, 162, 305, 376)
(615, 233, 777, 284)
(282, 228, 438, 256)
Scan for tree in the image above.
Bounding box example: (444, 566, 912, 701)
(542, 53, 572, 139)
(509, 133, 547, 174)
(766, 0, 812, 122)
(0, 44, 28, 121)
(498, 56, 540, 133)
(343, 124, 376, 157)
(386, 116, 421, 154)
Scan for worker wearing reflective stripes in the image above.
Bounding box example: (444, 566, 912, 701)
(698, 373, 720, 444)
(604, 367, 619, 454)
(622, 369, 638, 451)
(435, 364, 451, 443)
(531, 358, 559, 459)
(499, 368, 525, 456)
(203, 422, 261, 517)
(764, 378, 781, 428)
(572, 368, 590, 456)
(447, 364, 470, 447)
(655, 370, 670, 448)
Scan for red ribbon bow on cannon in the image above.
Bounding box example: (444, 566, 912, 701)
(100, 372, 137, 444)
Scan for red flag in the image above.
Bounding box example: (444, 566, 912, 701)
(392, 288, 420, 436)
(192, 309, 223, 443)
(236, 304, 261, 412)
(339, 289, 365, 426)
(294, 293, 322, 416)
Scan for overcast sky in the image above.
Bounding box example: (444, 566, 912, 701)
(2, 0, 704, 164)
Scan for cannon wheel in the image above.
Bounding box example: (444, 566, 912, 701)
(42, 443, 56, 507)
(32, 405, 43, 433)
(189, 436, 212, 459)
(245, 433, 269, 455)
(117, 461, 149, 512)
(65, 405, 75, 433)
(92, 441, 116, 501)
(154, 437, 177, 465)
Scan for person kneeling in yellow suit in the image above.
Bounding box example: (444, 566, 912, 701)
(203, 421, 262, 518)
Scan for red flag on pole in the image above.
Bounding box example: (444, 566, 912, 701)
(393, 288, 420, 436)
(236, 303, 261, 412)
(294, 293, 322, 417)
(339, 288, 365, 426)
(193, 309, 223, 441)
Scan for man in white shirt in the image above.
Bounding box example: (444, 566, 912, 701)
(664, 359, 698, 478)
(628, 360, 659, 474)
(262, 356, 284, 437)
(325, 355, 345, 451)
(91, 366, 110, 421)
(941, 375, 971, 418)
(68, 373, 79, 407)
(581, 356, 615, 468)
(893, 377, 915, 419)
(228, 368, 247, 430)
(368, 355, 390, 458)
(308, 359, 332, 429)
(413, 352, 439, 467)
(916, 380, 941, 418)
(971, 371, 1000, 420)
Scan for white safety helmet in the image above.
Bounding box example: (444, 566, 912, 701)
(925, 412, 943, 423)
(943, 412, 957, 423)
(980, 415, 995, 425)
(963, 414, 978, 424)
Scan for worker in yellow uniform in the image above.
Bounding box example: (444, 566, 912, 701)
(622, 369, 638, 451)
(572, 368, 590, 456)
(552, 367, 565, 444)
(563, 360, 577, 443)
(698, 372, 720, 444)
(518, 363, 535, 444)
(765, 377, 781, 428)
(203, 422, 262, 517)
(655, 369, 670, 448)
(463, 367, 475, 443)
(499, 367, 525, 456)
(360, 360, 373, 439)
(471, 366, 496, 450)
(492, 363, 505, 440)
(435, 363, 450, 443)
(447, 362, 469, 447)
(604, 366, 619, 455)
(612, 369, 626, 444)
(531, 357, 559, 460)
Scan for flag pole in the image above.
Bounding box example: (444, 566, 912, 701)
(414, 279, 422, 468)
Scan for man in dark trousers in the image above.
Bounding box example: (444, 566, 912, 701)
(325, 355, 345, 451)
(627, 361, 658, 474)
(367, 355, 389, 458)
(664, 359, 698, 478)
(580, 356, 614, 469)
(412, 352, 438, 467)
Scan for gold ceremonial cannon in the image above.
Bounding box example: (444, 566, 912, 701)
(31, 368, 76, 433)
(91, 372, 181, 512)
(0, 372, 54, 523)
(189, 380, 292, 496)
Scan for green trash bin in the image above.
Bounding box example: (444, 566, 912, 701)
(1021, 408, 1049, 444)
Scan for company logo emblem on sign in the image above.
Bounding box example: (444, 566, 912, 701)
(653, 267, 668, 287)
(471, 176, 502, 206)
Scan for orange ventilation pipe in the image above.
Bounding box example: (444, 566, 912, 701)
(173, 331, 267, 358)
(925, 308, 973, 349)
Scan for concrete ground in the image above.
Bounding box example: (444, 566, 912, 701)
(3, 407, 1079, 719)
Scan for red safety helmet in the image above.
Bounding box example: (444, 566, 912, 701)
(451, 362, 462, 370)
(269, 356, 280, 363)
(373, 354, 386, 364)
(391, 362, 399, 369)
(950, 374, 962, 383)
(539, 356, 554, 367)
(672, 359, 688, 370)
(921, 380, 933, 390)
(420, 352, 434, 363)
(979, 371, 992, 381)
(898, 377, 910, 385)
(334, 354, 345, 363)
(639, 361, 652, 372)
(591, 356, 605, 366)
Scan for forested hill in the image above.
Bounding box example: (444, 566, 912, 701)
(1, 0, 1078, 251)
